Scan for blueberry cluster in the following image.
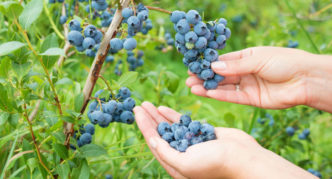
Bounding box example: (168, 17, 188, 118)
(127, 50, 144, 71)
(67, 19, 103, 57)
(257, 113, 275, 126)
(71, 123, 95, 149)
(114, 60, 123, 76)
(165, 32, 175, 46)
(298, 128, 310, 140)
(307, 168, 322, 178)
(157, 115, 216, 152)
(170, 10, 231, 89)
(122, 4, 153, 36)
(87, 87, 136, 126)
(287, 40, 299, 48)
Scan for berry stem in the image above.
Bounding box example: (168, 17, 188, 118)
(63, 0, 131, 147)
(145, 6, 172, 15)
(43, 0, 65, 40)
(98, 75, 116, 98)
(23, 103, 54, 179)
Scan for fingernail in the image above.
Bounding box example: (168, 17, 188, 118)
(212, 61, 227, 70)
(149, 137, 157, 148)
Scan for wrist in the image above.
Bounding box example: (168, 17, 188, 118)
(304, 54, 332, 113)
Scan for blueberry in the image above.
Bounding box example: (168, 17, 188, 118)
(184, 49, 198, 59)
(170, 141, 179, 149)
(200, 60, 210, 69)
(180, 115, 192, 126)
(68, 31, 84, 46)
(177, 139, 189, 152)
(170, 10, 186, 24)
(286, 126, 295, 136)
(214, 74, 225, 83)
(185, 31, 198, 43)
(80, 133, 92, 145)
(225, 28, 231, 39)
(200, 69, 215, 80)
(101, 11, 111, 19)
(94, 2, 108, 11)
(175, 33, 185, 44)
(185, 10, 201, 25)
(191, 136, 203, 145)
(82, 37, 96, 49)
(104, 100, 117, 114)
(120, 111, 135, 124)
(89, 101, 98, 111)
(303, 128, 310, 137)
(195, 37, 207, 49)
(158, 122, 171, 136)
(188, 121, 201, 135)
(203, 133, 216, 141)
(194, 22, 207, 36)
(84, 123, 95, 135)
(137, 50, 144, 58)
(115, 102, 124, 114)
(89, 111, 104, 124)
(218, 18, 228, 26)
(162, 132, 174, 143)
(174, 126, 188, 140)
(106, 55, 114, 63)
(84, 25, 98, 37)
(171, 123, 181, 133)
(86, 49, 96, 57)
(105, 174, 113, 179)
(122, 8, 134, 19)
(123, 38, 137, 50)
(184, 131, 195, 141)
(110, 38, 123, 52)
(69, 19, 82, 32)
(216, 35, 226, 45)
(189, 61, 201, 74)
(176, 19, 190, 34)
(201, 123, 215, 135)
(208, 41, 219, 49)
(118, 87, 131, 100)
(137, 10, 149, 21)
(60, 15, 67, 25)
(94, 30, 103, 44)
(298, 133, 306, 140)
(215, 24, 226, 35)
(127, 16, 140, 29)
(99, 113, 112, 128)
(203, 80, 218, 90)
(204, 48, 218, 62)
(123, 97, 135, 111)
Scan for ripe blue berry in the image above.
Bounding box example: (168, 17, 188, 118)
(106, 55, 114, 63)
(286, 126, 295, 136)
(176, 19, 190, 34)
(177, 139, 189, 152)
(120, 111, 135, 124)
(189, 61, 202, 74)
(69, 19, 82, 31)
(214, 74, 225, 83)
(158, 122, 171, 136)
(188, 121, 201, 135)
(60, 15, 67, 25)
(200, 69, 215, 80)
(123, 38, 137, 50)
(110, 38, 123, 52)
(215, 24, 226, 35)
(195, 37, 207, 49)
(82, 37, 96, 49)
(80, 133, 92, 145)
(180, 115, 192, 126)
(204, 48, 218, 62)
(170, 10, 186, 24)
(118, 87, 131, 100)
(90, 111, 104, 124)
(186, 10, 201, 25)
(218, 18, 228, 26)
(162, 132, 174, 143)
(185, 31, 198, 43)
(123, 97, 135, 111)
(127, 16, 140, 29)
(99, 113, 112, 128)
(122, 8, 134, 19)
(191, 136, 203, 145)
(137, 10, 149, 21)
(84, 25, 98, 37)
(174, 126, 188, 140)
(204, 80, 218, 90)
(84, 124, 95, 135)
(68, 31, 84, 46)
(201, 123, 215, 135)
(194, 22, 207, 35)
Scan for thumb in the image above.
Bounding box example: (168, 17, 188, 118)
(211, 56, 261, 76)
(150, 137, 185, 171)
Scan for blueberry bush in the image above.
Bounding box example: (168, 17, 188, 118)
(0, 0, 331, 178)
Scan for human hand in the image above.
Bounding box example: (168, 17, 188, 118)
(133, 101, 315, 179)
(186, 47, 320, 109)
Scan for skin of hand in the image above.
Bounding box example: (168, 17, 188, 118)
(186, 47, 332, 113)
(133, 101, 316, 179)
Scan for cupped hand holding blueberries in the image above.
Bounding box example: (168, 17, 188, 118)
(133, 102, 314, 179)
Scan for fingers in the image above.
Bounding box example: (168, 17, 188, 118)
(186, 75, 241, 87)
(157, 106, 182, 123)
(150, 137, 186, 172)
(191, 85, 208, 97)
(134, 106, 186, 178)
(206, 89, 251, 105)
(218, 48, 255, 61)
(141, 102, 170, 124)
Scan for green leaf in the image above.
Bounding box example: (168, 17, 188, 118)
(56, 163, 70, 179)
(40, 48, 65, 56)
(224, 112, 235, 127)
(165, 71, 180, 93)
(55, 78, 73, 86)
(53, 131, 66, 144)
(41, 33, 59, 69)
(74, 93, 84, 113)
(8, 113, 19, 127)
(53, 143, 69, 159)
(80, 144, 107, 157)
(0, 131, 19, 179)
(0, 57, 11, 78)
(0, 83, 13, 112)
(12, 61, 31, 80)
(117, 71, 138, 87)
(0, 2, 23, 18)
(0, 41, 26, 56)
(19, 0, 43, 29)
(79, 160, 90, 179)
(0, 112, 10, 125)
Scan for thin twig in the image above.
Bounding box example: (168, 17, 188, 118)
(63, 0, 131, 147)
(14, 19, 63, 116)
(145, 6, 172, 14)
(28, 100, 41, 121)
(23, 103, 54, 178)
(57, 3, 72, 67)
(98, 75, 115, 96)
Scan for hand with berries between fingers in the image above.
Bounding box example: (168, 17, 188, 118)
(133, 102, 314, 179)
(186, 47, 332, 113)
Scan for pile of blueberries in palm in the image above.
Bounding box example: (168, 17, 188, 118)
(88, 87, 136, 126)
(170, 10, 231, 89)
(157, 115, 216, 152)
